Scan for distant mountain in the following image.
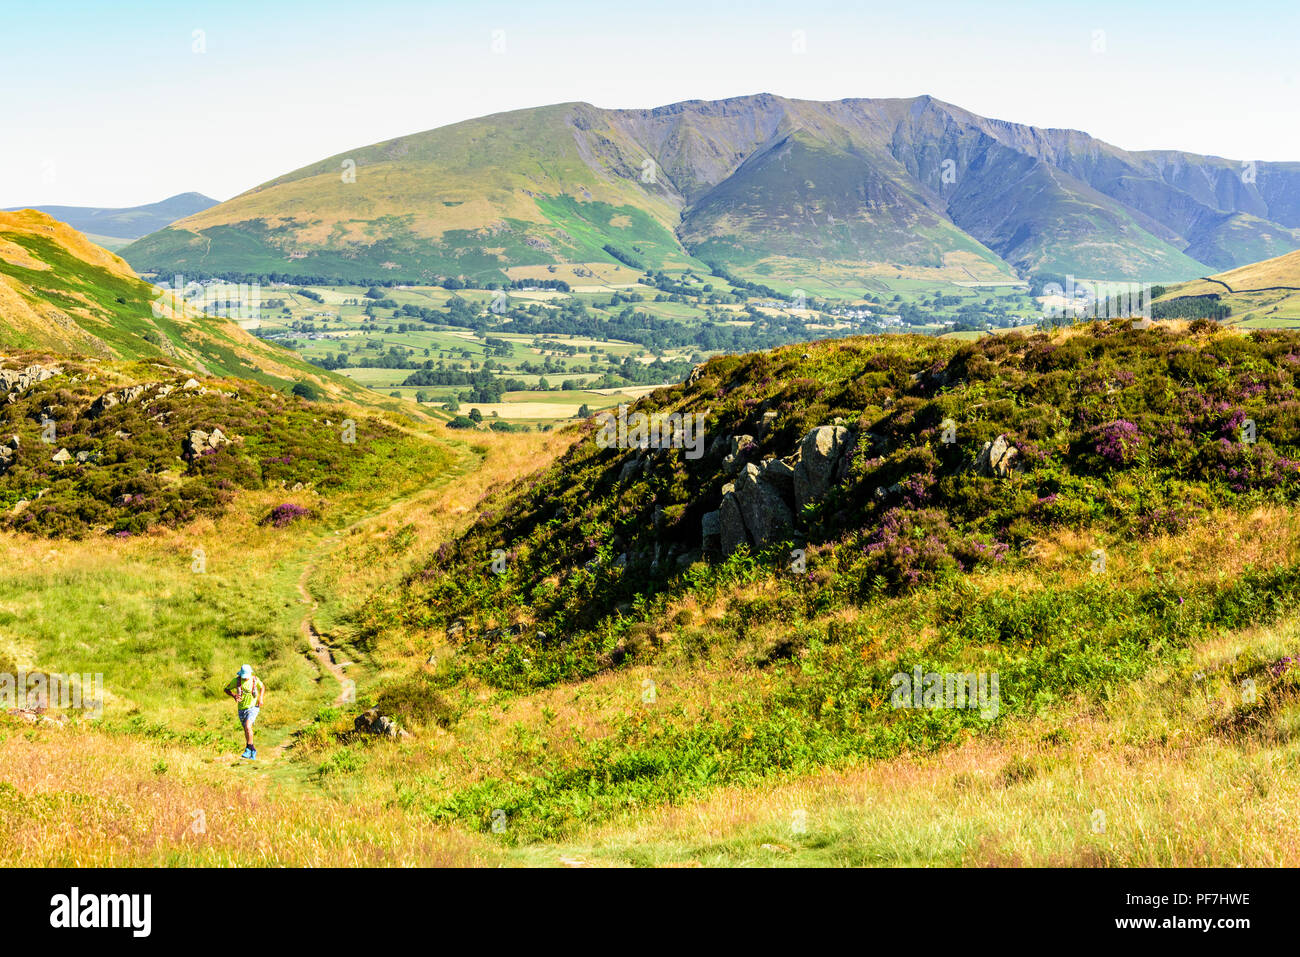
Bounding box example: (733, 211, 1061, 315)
(122, 95, 1300, 286)
(7, 192, 218, 250)
(0, 209, 360, 398)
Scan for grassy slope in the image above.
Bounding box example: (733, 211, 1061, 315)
(321, 320, 1300, 844)
(0, 211, 369, 401)
(123, 104, 699, 283)
(123, 95, 1296, 287)
(6, 325, 1300, 865)
(1159, 247, 1300, 328)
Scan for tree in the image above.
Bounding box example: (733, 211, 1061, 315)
(468, 407, 483, 423)
(291, 381, 322, 401)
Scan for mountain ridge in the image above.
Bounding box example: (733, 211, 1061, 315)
(122, 94, 1300, 286)
(6, 192, 219, 250)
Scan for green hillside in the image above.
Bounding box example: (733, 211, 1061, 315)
(0, 351, 454, 538)
(123, 95, 1300, 288)
(344, 318, 1300, 840)
(0, 210, 367, 400)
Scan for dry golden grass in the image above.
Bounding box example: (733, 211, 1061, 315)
(0, 723, 501, 866)
(535, 617, 1300, 867)
(6, 412, 1300, 867)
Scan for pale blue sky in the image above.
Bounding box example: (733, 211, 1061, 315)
(2, 0, 1296, 207)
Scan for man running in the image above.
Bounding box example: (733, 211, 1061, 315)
(224, 664, 265, 760)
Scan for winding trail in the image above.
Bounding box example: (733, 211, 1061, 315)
(258, 439, 483, 762)
(296, 560, 350, 704)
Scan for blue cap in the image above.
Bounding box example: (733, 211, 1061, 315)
(238, 664, 252, 678)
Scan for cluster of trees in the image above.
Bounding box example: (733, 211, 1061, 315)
(1152, 295, 1231, 321)
(401, 367, 527, 403)
(602, 244, 645, 270)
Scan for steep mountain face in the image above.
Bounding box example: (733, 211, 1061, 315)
(123, 95, 1300, 285)
(6, 193, 218, 250)
(0, 210, 359, 398)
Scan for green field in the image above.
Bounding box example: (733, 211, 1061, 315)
(172, 272, 1040, 425)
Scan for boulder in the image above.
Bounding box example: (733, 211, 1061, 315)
(973, 434, 1019, 478)
(701, 509, 722, 555)
(793, 425, 850, 511)
(719, 488, 750, 554)
(761, 457, 796, 497)
(733, 463, 794, 548)
(353, 707, 407, 738)
(723, 434, 756, 475)
(0, 446, 12, 474)
(183, 427, 232, 458)
(51, 448, 72, 465)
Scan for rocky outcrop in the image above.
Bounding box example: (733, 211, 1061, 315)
(973, 434, 1019, 478)
(183, 427, 231, 458)
(706, 423, 854, 557)
(88, 378, 225, 418)
(793, 425, 850, 512)
(0, 435, 17, 475)
(354, 707, 409, 739)
(0, 363, 61, 403)
(88, 384, 151, 416)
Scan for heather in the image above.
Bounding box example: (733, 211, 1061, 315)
(365, 319, 1300, 682)
(0, 352, 452, 537)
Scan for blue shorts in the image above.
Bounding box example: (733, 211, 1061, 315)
(239, 706, 260, 727)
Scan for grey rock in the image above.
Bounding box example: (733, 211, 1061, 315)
(974, 434, 1019, 478)
(734, 463, 795, 548)
(761, 457, 796, 498)
(729, 434, 756, 457)
(88, 383, 149, 417)
(618, 455, 641, 483)
(794, 425, 850, 511)
(701, 509, 722, 555)
(719, 491, 750, 554)
(0, 364, 61, 402)
(183, 427, 231, 458)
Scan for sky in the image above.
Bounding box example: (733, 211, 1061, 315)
(2, 0, 1297, 208)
